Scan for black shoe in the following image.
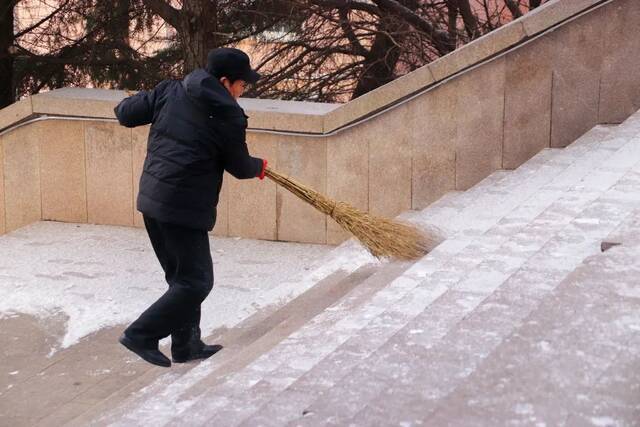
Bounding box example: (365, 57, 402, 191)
(172, 342, 223, 363)
(119, 334, 171, 367)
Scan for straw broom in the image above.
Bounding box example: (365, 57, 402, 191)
(264, 167, 443, 261)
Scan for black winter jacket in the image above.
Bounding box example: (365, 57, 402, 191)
(114, 69, 263, 231)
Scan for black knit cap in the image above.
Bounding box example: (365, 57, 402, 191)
(205, 47, 261, 84)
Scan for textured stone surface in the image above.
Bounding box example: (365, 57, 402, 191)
(39, 120, 87, 223)
(240, 97, 337, 134)
(503, 36, 552, 169)
(549, 9, 603, 148)
(228, 132, 278, 241)
(407, 82, 457, 209)
(367, 104, 412, 219)
(0, 99, 32, 131)
(85, 122, 133, 226)
(454, 57, 505, 189)
(2, 126, 41, 232)
(428, 217, 640, 426)
(0, 322, 148, 427)
(522, 0, 603, 37)
(430, 20, 525, 82)
(323, 65, 435, 133)
(275, 135, 327, 244)
(31, 92, 118, 120)
(326, 133, 368, 245)
(247, 110, 325, 134)
(599, 0, 640, 124)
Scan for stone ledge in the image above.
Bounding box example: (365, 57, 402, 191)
(0, 98, 32, 131)
(522, 0, 605, 36)
(31, 91, 118, 122)
(323, 65, 435, 133)
(429, 20, 526, 82)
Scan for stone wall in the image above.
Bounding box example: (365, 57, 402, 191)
(0, 0, 638, 245)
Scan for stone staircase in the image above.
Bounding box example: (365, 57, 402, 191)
(62, 110, 640, 426)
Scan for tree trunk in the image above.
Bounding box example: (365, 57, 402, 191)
(112, 0, 130, 43)
(180, 0, 218, 73)
(0, 2, 14, 109)
(352, 0, 417, 99)
(455, 0, 480, 39)
(529, 0, 543, 9)
(504, 0, 523, 18)
(351, 31, 402, 99)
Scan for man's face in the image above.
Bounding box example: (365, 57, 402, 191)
(220, 77, 247, 99)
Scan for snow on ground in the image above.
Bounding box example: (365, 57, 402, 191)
(0, 222, 375, 352)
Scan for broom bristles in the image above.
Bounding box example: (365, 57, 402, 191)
(265, 167, 443, 261)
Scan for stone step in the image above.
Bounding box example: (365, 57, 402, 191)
(416, 124, 615, 228)
(601, 205, 640, 247)
(75, 117, 637, 425)
(245, 131, 640, 427)
(422, 210, 640, 426)
(165, 128, 638, 424)
(228, 136, 640, 426)
(62, 266, 371, 426)
(162, 262, 414, 426)
(0, 324, 165, 427)
(92, 262, 412, 426)
(334, 153, 640, 426)
(86, 117, 614, 427)
(61, 225, 385, 427)
(416, 124, 617, 225)
(436, 126, 622, 234)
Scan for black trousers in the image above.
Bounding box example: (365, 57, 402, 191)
(124, 215, 214, 352)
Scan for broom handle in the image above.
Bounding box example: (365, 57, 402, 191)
(263, 166, 336, 217)
(264, 166, 275, 179)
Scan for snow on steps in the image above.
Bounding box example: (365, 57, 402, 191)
(72, 111, 640, 426)
(64, 263, 386, 426)
(176, 121, 640, 426)
(425, 209, 640, 426)
(335, 146, 640, 427)
(233, 147, 640, 425)
(62, 127, 569, 426)
(86, 151, 556, 425)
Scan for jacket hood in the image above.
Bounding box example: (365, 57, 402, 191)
(182, 68, 245, 117)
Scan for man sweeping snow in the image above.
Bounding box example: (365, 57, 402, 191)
(114, 48, 267, 367)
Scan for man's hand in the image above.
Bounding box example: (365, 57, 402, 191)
(258, 159, 268, 180)
(125, 89, 137, 97)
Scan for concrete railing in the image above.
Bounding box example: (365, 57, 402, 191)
(0, 0, 638, 245)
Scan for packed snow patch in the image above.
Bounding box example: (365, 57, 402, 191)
(0, 222, 373, 352)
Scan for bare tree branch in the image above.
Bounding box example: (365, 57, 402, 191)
(370, 0, 454, 55)
(529, 0, 543, 9)
(142, 0, 181, 29)
(308, 0, 381, 15)
(455, 0, 480, 39)
(338, 9, 368, 57)
(14, 0, 71, 39)
(504, 0, 523, 18)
